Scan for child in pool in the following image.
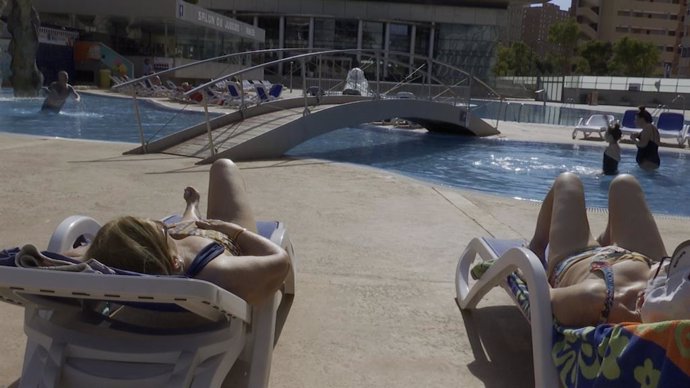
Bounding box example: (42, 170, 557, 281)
(603, 123, 622, 175)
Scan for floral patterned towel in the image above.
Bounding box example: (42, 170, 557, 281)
(473, 258, 690, 388)
(552, 321, 690, 388)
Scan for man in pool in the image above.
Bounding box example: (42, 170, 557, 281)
(41, 71, 81, 113)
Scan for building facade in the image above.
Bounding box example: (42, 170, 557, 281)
(202, 0, 542, 81)
(572, 0, 686, 77)
(522, 3, 570, 57)
(678, 1, 690, 76)
(4, 0, 542, 84)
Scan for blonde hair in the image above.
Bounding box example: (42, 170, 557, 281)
(85, 216, 176, 274)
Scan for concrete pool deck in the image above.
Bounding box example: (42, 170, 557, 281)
(0, 123, 689, 387)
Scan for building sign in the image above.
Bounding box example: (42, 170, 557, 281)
(175, 0, 264, 42)
(153, 57, 173, 72)
(38, 26, 79, 46)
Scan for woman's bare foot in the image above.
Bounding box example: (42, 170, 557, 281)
(181, 186, 201, 221)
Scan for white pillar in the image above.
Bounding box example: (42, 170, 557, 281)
(279, 16, 285, 74)
(357, 19, 363, 63)
(409, 24, 416, 74)
(383, 22, 390, 79)
(428, 23, 435, 83)
(253, 16, 259, 50)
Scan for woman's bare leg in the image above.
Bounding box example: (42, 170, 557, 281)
(180, 187, 201, 222)
(529, 172, 598, 274)
(206, 159, 257, 232)
(605, 174, 666, 260)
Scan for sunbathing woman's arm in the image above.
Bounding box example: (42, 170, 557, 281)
(194, 219, 291, 305)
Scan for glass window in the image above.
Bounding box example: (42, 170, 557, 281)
(433, 23, 499, 82)
(257, 16, 280, 49)
(334, 19, 357, 49)
(285, 16, 310, 49)
(415, 26, 430, 57)
(314, 18, 335, 49)
(389, 23, 410, 53)
(362, 21, 384, 50)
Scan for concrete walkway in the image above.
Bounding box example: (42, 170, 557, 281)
(0, 125, 688, 387)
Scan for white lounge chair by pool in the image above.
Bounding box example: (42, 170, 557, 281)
(571, 114, 616, 139)
(0, 214, 297, 388)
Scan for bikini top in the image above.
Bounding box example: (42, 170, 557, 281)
(185, 242, 226, 278)
(170, 221, 242, 278)
(171, 221, 241, 255)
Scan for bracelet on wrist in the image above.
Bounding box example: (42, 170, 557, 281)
(232, 227, 247, 242)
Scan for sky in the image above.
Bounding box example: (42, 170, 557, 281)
(548, 0, 571, 11)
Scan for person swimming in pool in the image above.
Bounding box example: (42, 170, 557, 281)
(41, 71, 81, 113)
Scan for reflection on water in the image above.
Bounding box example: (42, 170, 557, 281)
(287, 125, 690, 216)
(0, 89, 216, 143)
(3, 88, 689, 216)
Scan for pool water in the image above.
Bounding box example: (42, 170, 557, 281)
(0, 89, 215, 143)
(2, 90, 690, 216)
(287, 125, 690, 217)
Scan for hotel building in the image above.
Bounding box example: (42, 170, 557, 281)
(2, 0, 543, 85)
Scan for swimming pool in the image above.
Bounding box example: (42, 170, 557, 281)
(0, 89, 216, 143)
(287, 125, 690, 217)
(2, 90, 689, 216)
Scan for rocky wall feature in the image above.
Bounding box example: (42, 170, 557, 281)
(6, 0, 43, 97)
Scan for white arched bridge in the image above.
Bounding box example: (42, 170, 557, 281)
(118, 48, 502, 163)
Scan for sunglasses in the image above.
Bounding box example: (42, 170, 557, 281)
(651, 256, 670, 282)
(652, 255, 690, 282)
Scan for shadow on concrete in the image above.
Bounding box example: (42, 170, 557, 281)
(460, 306, 535, 388)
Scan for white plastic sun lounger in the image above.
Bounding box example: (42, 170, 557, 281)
(571, 114, 615, 139)
(454, 237, 558, 388)
(0, 215, 296, 388)
(456, 237, 690, 388)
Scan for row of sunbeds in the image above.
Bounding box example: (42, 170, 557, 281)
(197, 81, 285, 108)
(109, 75, 285, 108)
(572, 109, 689, 146)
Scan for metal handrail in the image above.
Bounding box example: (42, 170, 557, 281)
(115, 47, 502, 152)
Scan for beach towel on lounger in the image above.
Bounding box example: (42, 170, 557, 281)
(471, 261, 690, 388)
(552, 321, 690, 388)
(1, 245, 132, 275)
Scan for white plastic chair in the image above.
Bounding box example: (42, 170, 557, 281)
(571, 114, 615, 139)
(455, 237, 558, 388)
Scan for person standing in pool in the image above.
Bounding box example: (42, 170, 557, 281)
(602, 123, 622, 175)
(41, 71, 80, 113)
(631, 106, 660, 170)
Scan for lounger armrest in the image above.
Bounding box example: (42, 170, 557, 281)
(0, 267, 251, 323)
(258, 221, 296, 296)
(455, 238, 557, 388)
(47, 215, 101, 253)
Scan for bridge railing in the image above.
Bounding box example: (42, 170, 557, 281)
(111, 48, 503, 153)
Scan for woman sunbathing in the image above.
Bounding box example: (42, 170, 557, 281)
(526, 172, 682, 326)
(71, 159, 291, 305)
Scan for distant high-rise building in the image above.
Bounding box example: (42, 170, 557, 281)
(678, 1, 690, 77)
(522, 3, 570, 57)
(572, 0, 686, 77)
